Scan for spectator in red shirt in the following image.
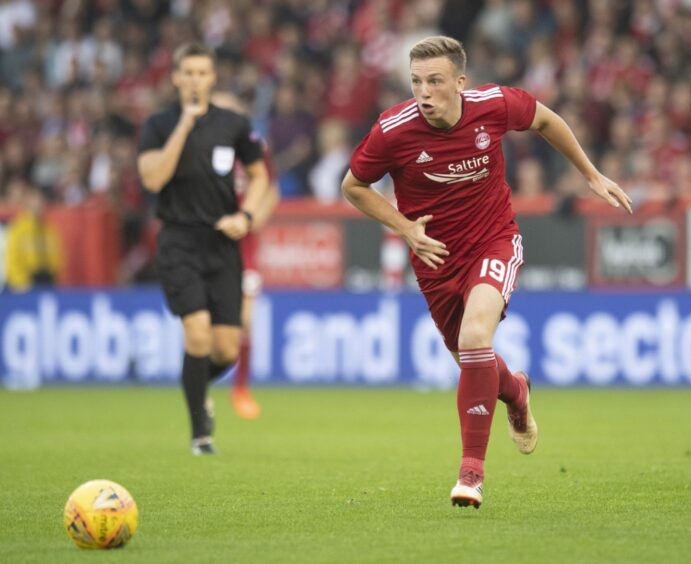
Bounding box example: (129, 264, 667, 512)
(324, 44, 380, 129)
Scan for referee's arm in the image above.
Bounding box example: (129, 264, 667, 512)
(250, 177, 279, 230)
(215, 159, 270, 240)
(239, 159, 270, 219)
(138, 108, 199, 192)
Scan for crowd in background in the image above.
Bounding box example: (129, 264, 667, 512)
(0, 0, 690, 283)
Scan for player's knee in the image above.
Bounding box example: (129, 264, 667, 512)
(458, 322, 493, 350)
(212, 343, 240, 366)
(184, 327, 213, 356)
(211, 335, 240, 365)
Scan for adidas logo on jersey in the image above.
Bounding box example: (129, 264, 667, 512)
(415, 151, 433, 163)
(466, 404, 490, 416)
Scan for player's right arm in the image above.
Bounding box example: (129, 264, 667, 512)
(137, 104, 203, 192)
(341, 170, 448, 270)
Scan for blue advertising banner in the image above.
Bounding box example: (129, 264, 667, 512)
(0, 289, 182, 388)
(1, 288, 690, 388)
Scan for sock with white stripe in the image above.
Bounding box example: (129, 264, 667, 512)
(457, 347, 500, 479)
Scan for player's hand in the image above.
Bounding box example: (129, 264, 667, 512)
(588, 172, 633, 214)
(215, 213, 250, 240)
(399, 215, 449, 270)
(179, 96, 205, 130)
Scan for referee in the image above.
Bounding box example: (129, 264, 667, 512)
(137, 43, 269, 455)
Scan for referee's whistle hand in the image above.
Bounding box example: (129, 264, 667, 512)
(215, 213, 250, 240)
(180, 103, 206, 129)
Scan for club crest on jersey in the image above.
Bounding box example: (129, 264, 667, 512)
(474, 126, 491, 150)
(212, 146, 235, 176)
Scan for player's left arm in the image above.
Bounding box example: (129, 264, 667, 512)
(249, 179, 279, 230)
(530, 102, 632, 213)
(215, 159, 270, 240)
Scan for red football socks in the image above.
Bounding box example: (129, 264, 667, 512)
(457, 348, 500, 478)
(496, 353, 523, 406)
(233, 336, 251, 390)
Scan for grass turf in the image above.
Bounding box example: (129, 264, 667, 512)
(0, 387, 689, 563)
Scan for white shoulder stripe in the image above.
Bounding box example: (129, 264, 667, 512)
(465, 93, 503, 100)
(465, 90, 503, 98)
(463, 86, 501, 96)
(380, 105, 417, 128)
(381, 112, 419, 133)
(380, 102, 417, 125)
(465, 93, 504, 102)
(464, 87, 501, 96)
(465, 94, 503, 104)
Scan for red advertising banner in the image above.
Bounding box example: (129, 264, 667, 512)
(256, 221, 344, 288)
(0, 203, 121, 288)
(586, 212, 687, 288)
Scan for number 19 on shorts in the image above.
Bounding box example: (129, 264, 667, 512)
(479, 258, 506, 283)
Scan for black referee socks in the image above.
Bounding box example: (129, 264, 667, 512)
(208, 360, 234, 383)
(182, 353, 210, 439)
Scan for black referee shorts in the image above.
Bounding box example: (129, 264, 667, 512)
(155, 224, 243, 326)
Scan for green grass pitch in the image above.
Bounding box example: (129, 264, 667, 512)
(1, 387, 690, 563)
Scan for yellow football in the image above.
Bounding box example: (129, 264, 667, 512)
(64, 479, 138, 549)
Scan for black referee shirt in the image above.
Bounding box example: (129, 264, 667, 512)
(138, 103, 263, 226)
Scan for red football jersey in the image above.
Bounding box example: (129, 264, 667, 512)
(350, 84, 536, 279)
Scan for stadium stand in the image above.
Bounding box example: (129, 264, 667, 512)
(0, 0, 689, 284)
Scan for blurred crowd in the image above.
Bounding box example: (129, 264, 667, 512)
(0, 0, 690, 282)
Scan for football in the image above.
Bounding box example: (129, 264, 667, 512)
(63, 479, 138, 549)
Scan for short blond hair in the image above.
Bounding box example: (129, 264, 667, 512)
(409, 36, 466, 73)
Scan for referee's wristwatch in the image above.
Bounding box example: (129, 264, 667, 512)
(240, 209, 253, 230)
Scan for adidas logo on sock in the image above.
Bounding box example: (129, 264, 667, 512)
(466, 404, 490, 416)
(415, 151, 433, 163)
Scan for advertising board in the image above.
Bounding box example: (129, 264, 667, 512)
(2, 289, 690, 388)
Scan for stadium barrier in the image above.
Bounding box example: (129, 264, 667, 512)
(586, 210, 687, 288)
(1, 198, 689, 291)
(1, 288, 690, 389)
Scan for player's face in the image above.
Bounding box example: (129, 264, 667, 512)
(172, 56, 217, 104)
(410, 57, 465, 128)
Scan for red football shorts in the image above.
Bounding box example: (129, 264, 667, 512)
(418, 234, 524, 350)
